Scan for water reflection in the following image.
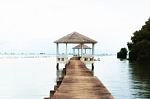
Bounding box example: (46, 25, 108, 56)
(129, 62, 150, 99)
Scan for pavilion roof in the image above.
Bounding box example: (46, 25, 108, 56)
(54, 32, 97, 43)
(72, 44, 91, 49)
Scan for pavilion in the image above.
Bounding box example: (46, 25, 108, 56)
(72, 44, 91, 56)
(54, 32, 97, 69)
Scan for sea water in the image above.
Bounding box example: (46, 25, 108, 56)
(0, 55, 150, 99)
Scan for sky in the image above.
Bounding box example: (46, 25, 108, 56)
(0, 0, 150, 54)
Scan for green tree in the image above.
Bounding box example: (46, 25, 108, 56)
(128, 18, 150, 63)
(117, 48, 128, 59)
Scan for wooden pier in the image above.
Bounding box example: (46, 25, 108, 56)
(45, 57, 114, 99)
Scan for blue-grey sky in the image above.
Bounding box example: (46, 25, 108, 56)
(0, 0, 149, 54)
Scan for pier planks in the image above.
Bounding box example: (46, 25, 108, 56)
(46, 58, 114, 99)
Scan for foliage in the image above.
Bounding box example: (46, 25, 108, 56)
(117, 48, 128, 59)
(127, 18, 150, 63)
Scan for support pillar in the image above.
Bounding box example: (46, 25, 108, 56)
(90, 49, 91, 54)
(78, 49, 79, 56)
(92, 43, 95, 55)
(56, 63, 59, 70)
(50, 90, 55, 98)
(73, 49, 75, 56)
(85, 49, 87, 54)
(56, 43, 59, 70)
(66, 43, 68, 55)
(81, 43, 83, 58)
(92, 63, 94, 71)
(56, 43, 59, 55)
(92, 43, 95, 70)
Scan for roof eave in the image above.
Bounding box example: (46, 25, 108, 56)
(54, 41, 98, 43)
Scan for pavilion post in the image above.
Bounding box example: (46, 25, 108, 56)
(81, 43, 83, 58)
(73, 49, 75, 56)
(56, 43, 59, 56)
(56, 43, 59, 70)
(78, 49, 79, 56)
(66, 43, 68, 55)
(90, 49, 91, 55)
(92, 43, 95, 69)
(92, 43, 95, 55)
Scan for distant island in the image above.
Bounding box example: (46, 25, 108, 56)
(117, 48, 128, 59)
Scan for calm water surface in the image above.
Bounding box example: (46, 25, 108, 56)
(0, 55, 150, 99)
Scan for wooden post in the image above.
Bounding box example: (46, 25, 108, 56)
(59, 77, 63, 81)
(50, 90, 55, 98)
(62, 68, 66, 77)
(56, 63, 59, 70)
(92, 63, 94, 71)
(57, 80, 62, 87)
(54, 85, 58, 91)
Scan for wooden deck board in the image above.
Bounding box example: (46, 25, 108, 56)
(46, 58, 114, 99)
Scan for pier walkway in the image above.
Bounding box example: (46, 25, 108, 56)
(45, 57, 114, 99)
